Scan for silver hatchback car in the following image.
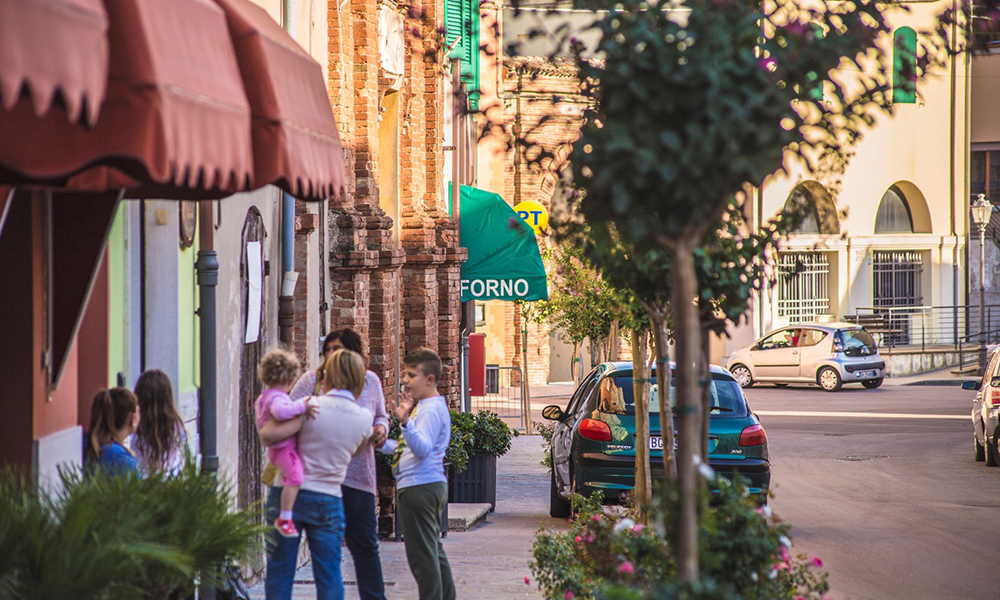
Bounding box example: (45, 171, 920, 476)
(727, 323, 886, 392)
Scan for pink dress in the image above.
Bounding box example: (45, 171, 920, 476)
(255, 388, 309, 486)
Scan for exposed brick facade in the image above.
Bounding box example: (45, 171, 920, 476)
(317, 0, 465, 409)
(497, 58, 587, 385)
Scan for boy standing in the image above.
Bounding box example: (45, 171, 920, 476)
(379, 348, 455, 600)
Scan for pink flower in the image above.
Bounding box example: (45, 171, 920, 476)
(524, 576, 530, 585)
(632, 524, 645, 533)
(781, 547, 790, 563)
(593, 514, 602, 522)
(585, 534, 595, 543)
(574, 535, 582, 543)
(564, 592, 575, 600)
(618, 562, 635, 574)
(812, 556, 824, 568)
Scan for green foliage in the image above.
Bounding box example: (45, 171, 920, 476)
(544, 244, 625, 346)
(529, 479, 829, 600)
(0, 464, 263, 600)
(535, 421, 556, 469)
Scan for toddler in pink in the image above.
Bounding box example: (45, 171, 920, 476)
(255, 349, 314, 538)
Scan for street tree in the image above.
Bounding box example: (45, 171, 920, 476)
(559, 0, 940, 580)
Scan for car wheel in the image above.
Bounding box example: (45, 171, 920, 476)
(731, 364, 753, 389)
(549, 466, 571, 518)
(975, 427, 986, 462)
(862, 378, 883, 389)
(818, 367, 843, 392)
(987, 429, 998, 467)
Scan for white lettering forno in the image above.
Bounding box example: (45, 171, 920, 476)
(461, 279, 530, 297)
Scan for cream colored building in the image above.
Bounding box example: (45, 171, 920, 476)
(724, 2, 979, 377)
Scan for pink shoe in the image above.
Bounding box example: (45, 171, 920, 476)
(275, 517, 298, 538)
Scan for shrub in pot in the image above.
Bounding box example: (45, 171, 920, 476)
(448, 410, 518, 509)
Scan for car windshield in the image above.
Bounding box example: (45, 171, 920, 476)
(840, 328, 877, 357)
(603, 372, 748, 418)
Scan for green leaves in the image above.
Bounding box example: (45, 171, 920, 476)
(0, 464, 263, 600)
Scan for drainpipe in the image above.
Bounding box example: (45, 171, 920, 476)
(453, 59, 472, 412)
(279, 0, 299, 348)
(195, 200, 219, 600)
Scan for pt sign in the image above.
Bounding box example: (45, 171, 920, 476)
(513, 200, 548, 236)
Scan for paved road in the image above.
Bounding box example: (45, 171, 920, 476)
(746, 383, 1000, 600)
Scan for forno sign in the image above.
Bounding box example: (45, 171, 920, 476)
(462, 278, 531, 298)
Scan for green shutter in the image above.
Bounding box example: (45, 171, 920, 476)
(444, 0, 480, 111)
(893, 27, 917, 104)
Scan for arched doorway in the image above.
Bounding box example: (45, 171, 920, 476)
(238, 208, 267, 575)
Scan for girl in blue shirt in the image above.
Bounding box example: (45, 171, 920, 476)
(85, 388, 140, 476)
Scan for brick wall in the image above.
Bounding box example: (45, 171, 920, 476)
(320, 0, 464, 408)
(500, 58, 587, 385)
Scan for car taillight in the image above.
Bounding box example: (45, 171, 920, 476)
(579, 419, 613, 442)
(739, 424, 767, 446)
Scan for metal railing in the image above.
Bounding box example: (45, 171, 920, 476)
(852, 305, 1000, 352)
(471, 365, 523, 421)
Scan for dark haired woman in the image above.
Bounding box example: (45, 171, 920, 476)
(287, 328, 389, 600)
(131, 369, 189, 476)
(85, 388, 140, 475)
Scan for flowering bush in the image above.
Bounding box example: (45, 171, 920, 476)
(530, 478, 829, 600)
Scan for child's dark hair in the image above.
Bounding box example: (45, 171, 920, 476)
(259, 349, 302, 388)
(403, 347, 442, 381)
(133, 370, 185, 472)
(86, 388, 138, 463)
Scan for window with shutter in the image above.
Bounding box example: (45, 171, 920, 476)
(443, 0, 480, 110)
(893, 27, 917, 104)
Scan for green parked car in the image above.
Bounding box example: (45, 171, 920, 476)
(543, 362, 771, 517)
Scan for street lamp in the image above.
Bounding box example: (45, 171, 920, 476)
(972, 193, 994, 375)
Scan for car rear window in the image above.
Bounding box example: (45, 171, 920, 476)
(839, 328, 877, 357)
(601, 372, 748, 418)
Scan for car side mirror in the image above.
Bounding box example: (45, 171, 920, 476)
(963, 380, 981, 391)
(991, 376, 1000, 388)
(542, 405, 566, 421)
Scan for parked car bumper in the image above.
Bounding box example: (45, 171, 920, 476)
(576, 453, 771, 500)
(832, 360, 886, 382)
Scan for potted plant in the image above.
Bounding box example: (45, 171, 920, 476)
(448, 410, 518, 510)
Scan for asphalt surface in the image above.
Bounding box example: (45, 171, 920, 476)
(746, 383, 999, 600)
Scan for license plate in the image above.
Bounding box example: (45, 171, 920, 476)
(859, 371, 877, 379)
(649, 436, 678, 450)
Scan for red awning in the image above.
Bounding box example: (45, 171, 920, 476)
(0, 0, 109, 125)
(0, 0, 255, 197)
(215, 0, 347, 201)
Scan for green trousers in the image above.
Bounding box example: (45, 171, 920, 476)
(396, 482, 455, 600)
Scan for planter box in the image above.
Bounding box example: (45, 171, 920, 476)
(449, 452, 497, 510)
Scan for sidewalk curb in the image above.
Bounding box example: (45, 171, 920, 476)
(900, 379, 976, 387)
(447, 503, 491, 532)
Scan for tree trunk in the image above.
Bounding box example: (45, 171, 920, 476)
(610, 320, 621, 361)
(569, 342, 583, 389)
(589, 338, 598, 368)
(701, 325, 711, 467)
(671, 241, 701, 583)
(647, 307, 677, 482)
(631, 328, 652, 522)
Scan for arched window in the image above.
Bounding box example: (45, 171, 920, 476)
(782, 182, 839, 235)
(893, 27, 917, 104)
(875, 186, 914, 233)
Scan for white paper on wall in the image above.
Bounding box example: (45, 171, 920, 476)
(245, 241, 263, 344)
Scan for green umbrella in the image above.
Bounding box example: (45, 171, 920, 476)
(459, 185, 548, 302)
